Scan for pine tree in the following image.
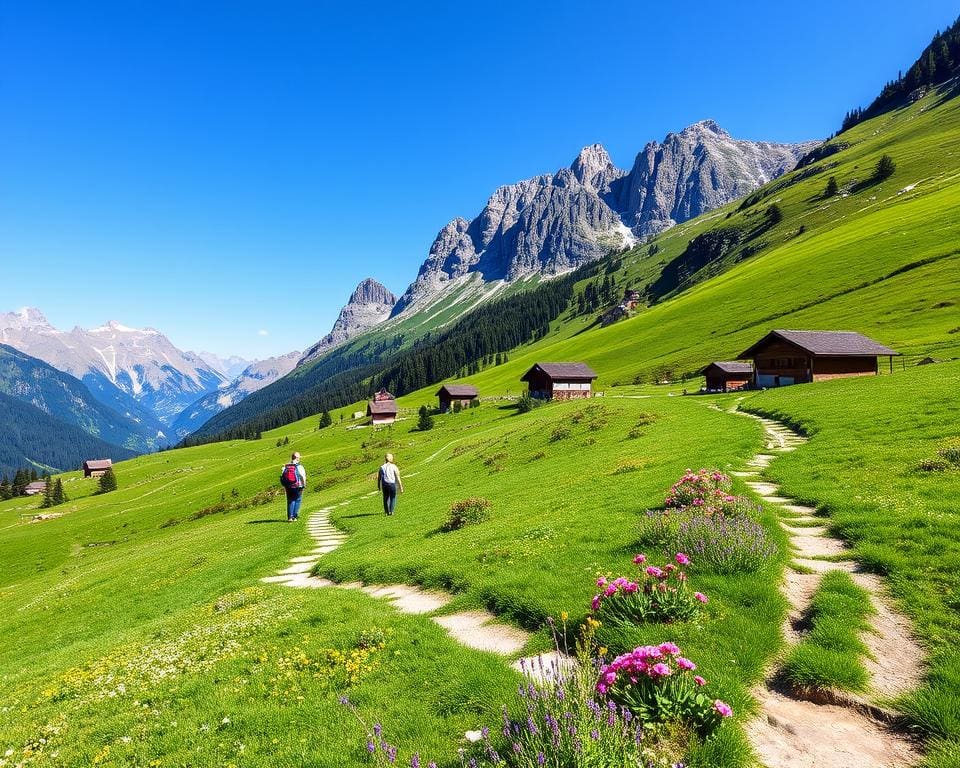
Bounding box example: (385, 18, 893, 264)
(40, 475, 53, 509)
(12, 469, 27, 496)
(319, 410, 332, 428)
(53, 478, 67, 506)
(417, 405, 434, 431)
(824, 176, 839, 197)
(98, 467, 118, 494)
(0, 477, 10, 500)
(874, 154, 896, 181)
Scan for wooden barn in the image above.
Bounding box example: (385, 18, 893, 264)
(520, 362, 598, 401)
(740, 330, 899, 388)
(436, 383, 479, 413)
(701, 361, 754, 392)
(367, 389, 398, 425)
(83, 459, 113, 478)
(24, 481, 47, 496)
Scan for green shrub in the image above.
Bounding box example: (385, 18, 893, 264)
(516, 393, 541, 413)
(550, 426, 571, 442)
(441, 498, 492, 532)
(938, 438, 960, 465)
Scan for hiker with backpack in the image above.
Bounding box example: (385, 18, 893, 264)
(377, 453, 403, 516)
(280, 451, 307, 522)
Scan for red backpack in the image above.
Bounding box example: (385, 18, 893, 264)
(280, 463, 302, 489)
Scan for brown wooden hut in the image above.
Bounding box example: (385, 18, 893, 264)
(520, 362, 598, 401)
(701, 362, 753, 392)
(24, 481, 47, 496)
(436, 383, 479, 413)
(83, 459, 113, 478)
(367, 389, 398, 425)
(740, 330, 899, 388)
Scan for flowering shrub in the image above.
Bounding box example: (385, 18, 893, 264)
(442, 498, 493, 532)
(591, 553, 705, 624)
(339, 621, 696, 768)
(665, 469, 732, 512)
(675, 515, 776, 574)
(597, 641, 732, 733)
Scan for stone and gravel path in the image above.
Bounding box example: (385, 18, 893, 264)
(260, 493, 549, 674)
(736, 410, 923, 768)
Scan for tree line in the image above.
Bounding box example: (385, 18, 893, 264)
(842, 16, 960, 131)
(183, 258, 607, 446)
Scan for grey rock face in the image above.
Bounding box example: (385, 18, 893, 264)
(298, 279, 398, 366)
(393, 122, 817, 315)
(614, 121, 818, 236)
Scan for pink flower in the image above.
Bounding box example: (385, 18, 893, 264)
(596, 683, 608, 695)
(604, 585, 617, 597)
(597, 576, 608, 588)
(713, 700, 733, 718)
(632, 554, 647, 564)
(694, 592, 708, 604)
(645, 566, 664, 578)
(694, 675, 706, 686)
(676, 657, 696, 671)
(649, 663, 671, 677)
(675, 553, 690, 566)
(591, 595, 601, 611)
(692, 498, 705, 506)
(658, 642, 681, 656)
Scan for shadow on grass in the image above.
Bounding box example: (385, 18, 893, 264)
(246, 519, 287, 525)
(338, 512, 381, 519)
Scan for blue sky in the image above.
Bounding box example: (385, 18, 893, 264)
(1, 0, 956, 358)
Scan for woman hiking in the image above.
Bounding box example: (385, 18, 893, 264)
(280, 451, 307, 522)
(377, 453, 403, 516)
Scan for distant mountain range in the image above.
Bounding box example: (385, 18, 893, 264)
(0, 343, 156, 452)
(170, 351, 301, 437)
(0, 309, 304, 457)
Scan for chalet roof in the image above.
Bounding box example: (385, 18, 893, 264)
(368, 399, 399, 415)
(83, 459, 113, 470)
(436, 384, 479, 398)
(740, 330, 899, 358)
(701, 361, 754, 375)
(520, 362, 598, 382)
(25, 481, 47, 491)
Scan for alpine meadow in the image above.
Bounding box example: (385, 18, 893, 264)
(2, 8, 960, 768)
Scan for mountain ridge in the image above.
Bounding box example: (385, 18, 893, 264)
(391, 121, 816, 316)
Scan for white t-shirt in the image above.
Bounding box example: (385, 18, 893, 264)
(379, 462, 399, 484)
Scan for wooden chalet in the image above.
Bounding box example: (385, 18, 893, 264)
(520, 362, 598, 401)
(367, 389, 398, 425)
(740, 330, 899, 388)
(623, 289, 641, 311)
(83, 459, 113, 478)
(24, 481, 47, 496)
(436, 383, 479, 413)
(701, 361, 753, 392)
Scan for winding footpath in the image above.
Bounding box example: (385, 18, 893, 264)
(260, 491, 555, 675)
(736, 409, 923, 768)
(260, 409, 923, 766)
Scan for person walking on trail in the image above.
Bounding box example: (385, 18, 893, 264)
(280, 451, 307, 522)
(378, 453, 403, 516)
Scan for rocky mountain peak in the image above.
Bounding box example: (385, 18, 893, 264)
(0, 307, 53, 331)
(297, 278, 399, 367)
(348, 278, 397, 307)
(570, 143, 622, 191)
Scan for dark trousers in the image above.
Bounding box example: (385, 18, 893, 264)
(286, 489, 302, 520)
(381, 482, 397, 515)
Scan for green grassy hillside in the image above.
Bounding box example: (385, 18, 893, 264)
(0, 392, 787, 766)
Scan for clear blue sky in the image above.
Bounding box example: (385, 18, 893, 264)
(1, 0, 956, 359)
